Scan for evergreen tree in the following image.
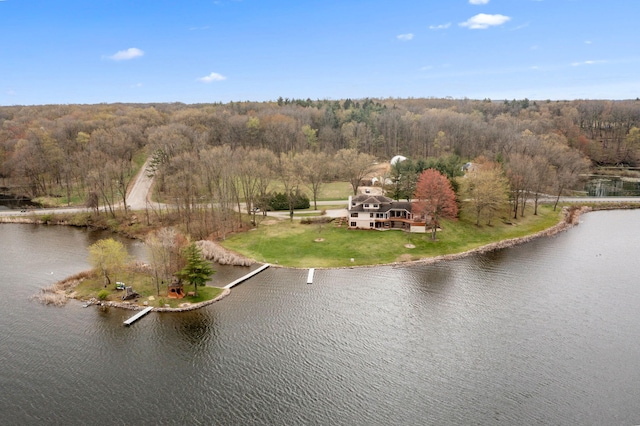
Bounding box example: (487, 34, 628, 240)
(177, 243, 215, 297)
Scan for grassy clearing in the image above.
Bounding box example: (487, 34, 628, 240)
(317, 182, 353, 200)
(221, 204, 565, 268)
(257, 181, 353, 202)
(73, 270, 223, 308)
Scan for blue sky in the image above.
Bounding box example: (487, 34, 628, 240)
(1, 0, 638, 105)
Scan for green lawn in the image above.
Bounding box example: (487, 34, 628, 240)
(317, 181, 353, 200)
(221, 204, 565, 268)
(262, 181, 353, 202)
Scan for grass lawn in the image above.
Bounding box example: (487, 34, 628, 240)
(221, 204, 565, 268)
(317, 181, 353, 200)
(259, 181, 353, 203)
(73, 270, 223, 308)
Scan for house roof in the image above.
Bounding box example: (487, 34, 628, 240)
(350, 200, 412, 213)
(378, 201, 412, 212)
(352, 194, 392, 203)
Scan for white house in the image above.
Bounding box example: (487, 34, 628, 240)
(347, 194, 426, 232)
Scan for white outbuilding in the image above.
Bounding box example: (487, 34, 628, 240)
(390, 155, 407, 166)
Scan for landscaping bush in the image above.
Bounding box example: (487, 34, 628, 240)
(267, 191, 310, 211)
(97, 289, 110, 300)
(300, 217, 334, 225)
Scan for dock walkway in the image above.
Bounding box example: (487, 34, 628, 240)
(123, 306, 153, 326)
(223, 264, 270, 289)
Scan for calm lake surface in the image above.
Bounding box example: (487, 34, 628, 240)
(1, 211, 640, 425)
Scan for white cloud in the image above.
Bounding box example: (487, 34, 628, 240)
(397, 33, 414, 41)
(571, 60, 605, 67)
(469, 0, 490, 4)
(585, 40, 592, 44)
(429, 23, 451, 30)
(198, 72, 227, 83)
(459, 13, 511, 29)
(107, 48, 144, 61)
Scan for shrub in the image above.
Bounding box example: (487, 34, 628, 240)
(267, 191, 310, 211)
(69, 212, 92, 227)
(106, 218, 120, 231)
(39, 214, 54, 224)
(301, 217, 334, 225)
(97, 289, 110, 300)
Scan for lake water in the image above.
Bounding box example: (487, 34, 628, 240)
(1, 211, 640, 425)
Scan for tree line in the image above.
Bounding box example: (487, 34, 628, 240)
(0, 97, 638, 237)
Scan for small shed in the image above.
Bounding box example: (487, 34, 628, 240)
(167, 278, 185, 299)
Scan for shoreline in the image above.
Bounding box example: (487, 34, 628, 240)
(23, 204, 636, 311)
(95, 287, 231, 312)
(296, 205, 586, 270)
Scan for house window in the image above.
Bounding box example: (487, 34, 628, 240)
(370, 213, 374, 218)
(350, 222, 356, 227)
(373, 204, 378, 208)
(370, 222, 374, 227)
(364, 204, 369, 208)
(351, 212, 358, 217)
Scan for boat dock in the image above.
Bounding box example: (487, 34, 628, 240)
(224, 263, 271, 289)
(123, 306, 153, 326)
(307, 268, 315, 284)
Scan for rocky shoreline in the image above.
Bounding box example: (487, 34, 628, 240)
(92, 288, 231, 312)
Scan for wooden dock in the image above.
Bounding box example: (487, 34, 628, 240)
(123, 306, 153, 326)
(223, 263, 270, 289)
(307, 268, 315, 284)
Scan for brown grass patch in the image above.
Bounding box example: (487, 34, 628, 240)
(395, 253, 414, 263)
(197, 240, 255, 266)
(32, 270, 95, 306)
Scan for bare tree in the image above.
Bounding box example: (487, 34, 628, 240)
(274, 152, 300, 220)
(462, 158, 509, 226)
(295, 150, 332, 210)
(334, 148, 377, 195)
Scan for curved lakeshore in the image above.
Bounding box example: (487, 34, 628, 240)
(6, 204, 640, 425)
(18, 202, 640, 311)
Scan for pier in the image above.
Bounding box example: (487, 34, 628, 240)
(307, 268, 315, 284)
(123, 306, 153, 326)
(223, 263, 270, 289)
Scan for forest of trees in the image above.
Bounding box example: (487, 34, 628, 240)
(1, 97, 639, 238)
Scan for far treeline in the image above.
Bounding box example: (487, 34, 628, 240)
(1, 97, 639, 238)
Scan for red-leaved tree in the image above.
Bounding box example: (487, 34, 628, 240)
(412, 169, 458, 240)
